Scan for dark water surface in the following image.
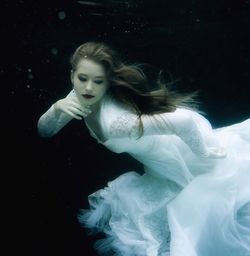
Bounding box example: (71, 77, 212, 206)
(2, 1, 250, 255)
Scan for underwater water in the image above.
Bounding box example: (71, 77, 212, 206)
(2, 1, 250, 255)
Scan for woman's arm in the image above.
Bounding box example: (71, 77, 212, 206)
(37, 90, 91, 137)
(109, 108, 226, 158)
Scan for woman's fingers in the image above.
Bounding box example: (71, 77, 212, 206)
(70, 101, 92, 114)
(56, 98, 92, 119)
(68, 105, 92, 119)
(64, 109, 83, 120)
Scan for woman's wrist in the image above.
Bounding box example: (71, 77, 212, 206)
(52, 101, 62, 116)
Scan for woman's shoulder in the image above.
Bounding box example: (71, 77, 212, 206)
(174, 106, 206, 120)
(101, 93, 134, 118)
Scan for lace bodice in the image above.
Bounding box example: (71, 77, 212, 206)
(109, 112, 140, 138)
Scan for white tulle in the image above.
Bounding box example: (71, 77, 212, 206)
(79, 95, 250, 256)
(37, 91, 250, 256)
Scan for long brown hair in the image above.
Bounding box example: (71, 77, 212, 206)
(70, 41, 199, 135)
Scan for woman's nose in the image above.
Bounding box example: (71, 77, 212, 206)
(85, 81, 93, 91)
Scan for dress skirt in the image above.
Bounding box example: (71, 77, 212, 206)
(79, 119, 250, 256)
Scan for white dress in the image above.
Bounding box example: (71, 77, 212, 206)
(38, 90, 250, 256)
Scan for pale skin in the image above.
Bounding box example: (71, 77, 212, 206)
(54, 58, 109, 120)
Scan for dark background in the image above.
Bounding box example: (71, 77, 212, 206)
(2, 0, 250, 255)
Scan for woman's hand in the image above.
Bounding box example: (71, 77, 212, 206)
(54, 97, 92, 120)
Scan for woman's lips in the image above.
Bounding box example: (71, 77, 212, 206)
(82, 94, 94, 99)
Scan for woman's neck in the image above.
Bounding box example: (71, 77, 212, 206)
(86, 99, 102, 120)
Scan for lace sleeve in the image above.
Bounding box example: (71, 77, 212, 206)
(171, 115, 210, 157)
(37, 91, 74, 137)
(146, 110, 212, 157)
(108, 109, 211, 157)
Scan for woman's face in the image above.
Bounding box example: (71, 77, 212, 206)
(71, 58, 109, 108)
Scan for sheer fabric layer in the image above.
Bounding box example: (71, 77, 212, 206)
(79, 120, 250, 256)
(79, 95, 250, 256)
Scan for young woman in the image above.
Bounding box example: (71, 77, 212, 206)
(38, 41, 250, 256)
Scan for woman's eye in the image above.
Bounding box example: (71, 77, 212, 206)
(78, 77, 87, 82)
(95, 80, 103, 84)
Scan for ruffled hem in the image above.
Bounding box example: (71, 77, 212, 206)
(79, 172, 180, 256)
(79, 119, 250, 256)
